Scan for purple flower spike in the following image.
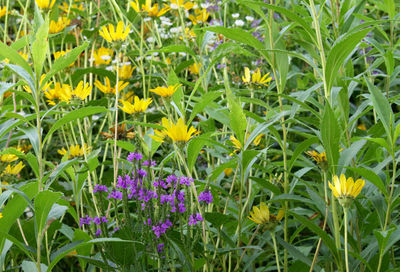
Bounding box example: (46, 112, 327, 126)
(157, 243, 165, 253)
(199, 190, 213, 204)
(142, 160, 157, 166)
(95, 229, 102, 236)
(127, 152, 143, 162)
(79, 215, 93, 227)
(93, 184, 108, 193)
(107, 190, 123, 200)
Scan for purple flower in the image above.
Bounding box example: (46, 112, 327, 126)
(199, 190, 213, 204)
(188, 213, 203, 226)
(137, 169, 147, 177)
(93, 216, 102, 225)
(157, 243, 165, 253)
(79, 215, 92, 227)
(166, 175, 178, 186)
(178, 202, 186, 213)
(95, 229, 102, 236)
(251, 19, 261, 28)
(93, 184, 108, 193)
(101, 216, 108, 223)
(179, 177, 193, 186)
(107, 190, 123, 200)
(142, 160, 157, 166)
(127, 152, 143, 162)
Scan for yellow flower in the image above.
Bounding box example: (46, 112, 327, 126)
(357, 123, 367, 131)
(54, 50, 75, 67)
(130, 0, 170, 17)
(224, 168, 233, 177)
(150, 84, 181, 97)
(24, 74, 52, 94)
(188, 63, 201, 75)
(166, 0, 194, 11)
(122, 91, 135, 103)
(229, 133, 264, 155)
(306, 150, 327, 164)
(119, 65, 136, 80)
(94, 77, 129, 95)
(35, 0, 56, 9)
(58, 144, 91, 159)
(49, 17, 70, 34)
(59, 2, 84, 13)
(248, 202, 284, 227)
(150, 118, 199, 143)
(99, 21, 130, 43)
(2, 162, 25, 176)
(242, 67, 272, 87)
(1, 181, 9, 190)
(0, 213, 3, 219)
(119, 96, 152, 114)
(0, 6, 7, 18)
(72, 81, 92, 100)
(188, 9, 209, 25)
(92, 47, 113, 66)
(44, 82, 72, 105)
(1, 147, 23, 163)
(329, 174, 365, 201)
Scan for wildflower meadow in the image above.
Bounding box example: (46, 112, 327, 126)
(0, 0, 400, 271)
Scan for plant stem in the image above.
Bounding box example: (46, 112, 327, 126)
(271, 232, 281, 272)
(343, 208, 349, 272)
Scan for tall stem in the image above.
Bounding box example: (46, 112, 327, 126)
(343, 208, 349, 272)
(271, 232, 281, 272)
(113, 51, 120, 187)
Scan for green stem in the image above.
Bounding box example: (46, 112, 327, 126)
(271, 232, 281, 272)
(344, 208, 349, 272)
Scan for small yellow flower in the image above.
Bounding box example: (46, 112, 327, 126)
(58, 144, 91, 159)
(0, 213, 3, 219)
(119, 96, 152, 114)
(24, 74, 52, 94)
(2, 162, 25, 176)
(357, 123, 367, 131)
(188, 63, 201, 75)
(229, 133, 264, 155)
(224, 168, 233, 177)
(248, 202, 284, 228)
(92, 47, 113, 66)
(306, 150, 327, 164)
(119, 65, 136, 80)
(59, 2, 84, 13)
(166, 0, 194, 11)
(1, 147, 23, 163)
(150, 118, 199, 143)
(0, 6, 7, 18)
(188, 9, 209, 25)
(94, 77, 129, 95)
(242, 67, 272, 87)
(35, 0, 56, 9)
(99, 21, 130, 43)
(130, 0, 170, 17)
(72, 81, 92, 100)
(44, 82, 72, 105)
(49, 17, 70, 34)
(150, 84, 182, 97)
(329, 174, 365, 201)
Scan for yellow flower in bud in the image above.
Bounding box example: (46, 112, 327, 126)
(44, 82, 72, 105)
(58, 144, 91, 159)
(99, 21, 130, 43)
(92, 47, 113, 66)
(150, 118, 199, 143)
(242, 67, 272, 87)
(119, 96, 152, 114)
(119, 65, 136, 80)
(329, 174, 365, 201)
(94, 77, 129, 95)
(35, 0, 56, 9)
(2, 162, 25, 176)
(188, 63, 201, 75)
(150, 84, 181, 97)
(248, 202, 284, 227)
(49, 17, 70, 34)
(72, 81, 92, 100)
(130, 0, 170, 17)
(188, 9, 209, 25)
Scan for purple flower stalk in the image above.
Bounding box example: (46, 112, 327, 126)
(199, 190, 213, 204)
(127, 152, 143, 162)
(93, 184, 108, 193)
(107, 190, 123, 200)
(142, 160, 157, 166)
(79, 215, 92, 227)
(188, 213, 203, 226)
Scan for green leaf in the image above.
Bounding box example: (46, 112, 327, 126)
(21, 261, 48, 272)
(0, 42, 33, 79)
(374, 226, 396, 257)
(321, 102, 340, 173)
(249, 176, 281, 195)
(291, 211, 339, 262)
(45, 158, 79, 184)
(19, 127, 39, 158)
(288, 136, 319, 170)
(204, 212, 235, 228)
(227, 92, 247, 146)
(189, 91, 223, 123)
(44, 106, 107, 144)
(5, 64, 36, 94)
(0, 81, 25, 97)
(206, 26, 264, 50)
(187, 133, 211, 172)
(34, 191, 62, 237)
(42, 42, 89, 88)
(365, 77, 394, 147)
(276, 236, 319, 269)
(325, 28, 370, 93)
(31, 17, 49, 81)
(347, 167, 387, 196)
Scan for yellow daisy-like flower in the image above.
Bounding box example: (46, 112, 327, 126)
(150, 118, 199, 143)
(242, 67, 272, 87)
(130, 0, 170, 17)
(24, 74, 52, 94)
(306, 150, 327, 164)
(329, 174, 365, 207)
(58, 144, 91, 159)
(92, 47, 113, 66)
(188, 9, 209, 25)
(59, 2, 84, 13)
(49, 17, 70, 34)
(150, 84, 182, 97)
(119, 65, 136, 80)
(119, 96, 152, 114)
(44, 82, 72, 105)
(0, 147, 23, 163)
(2, 162, 25, 176)
(166, 0, 194, 11)
(94, 77, 129, 95)
(0, 6, 7, 18)
(248, 202, 284, 229)
(72, 81, 92, 100)
(188, 63, 201, 75)
(35, 0, 56, 9)
(99, 21, 130, 43)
